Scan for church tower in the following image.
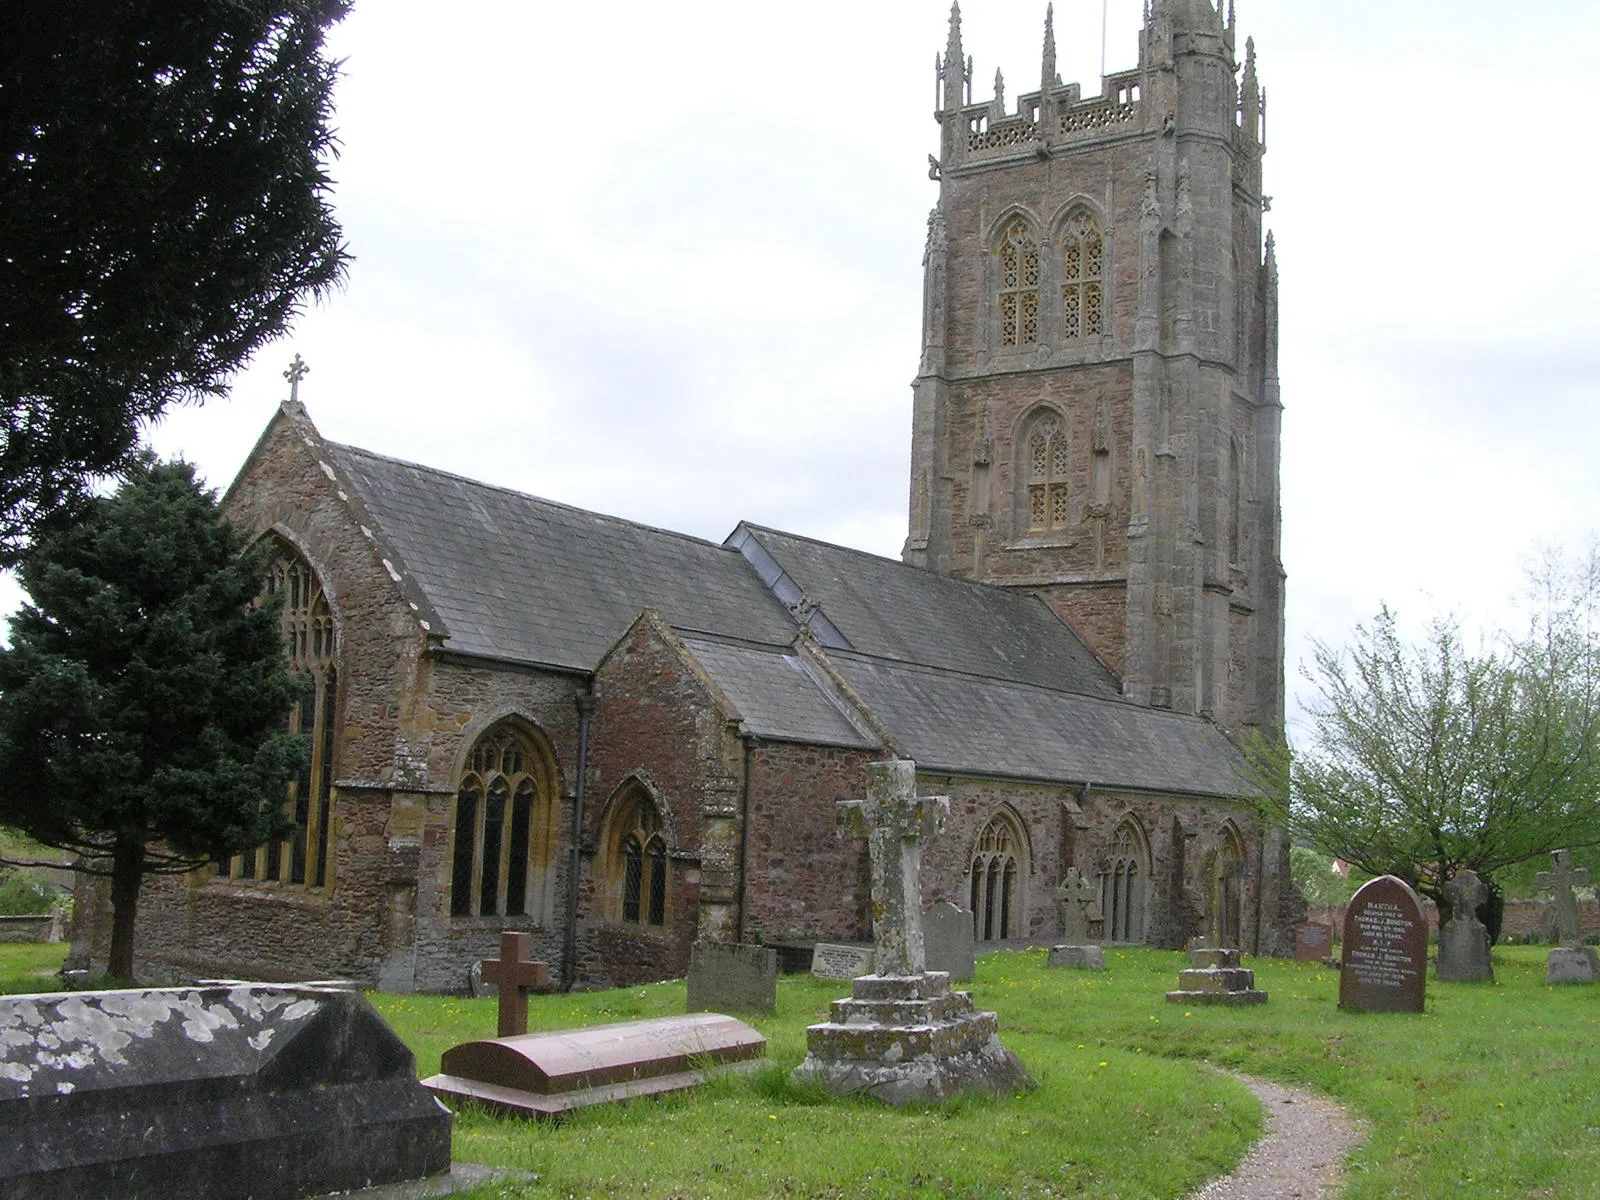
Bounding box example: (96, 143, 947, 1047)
(905, 0, 1284, 735)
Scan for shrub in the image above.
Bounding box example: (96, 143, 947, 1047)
(0, 871, 63, 916)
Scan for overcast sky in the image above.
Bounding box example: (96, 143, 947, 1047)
(9, 1, 1598, 733)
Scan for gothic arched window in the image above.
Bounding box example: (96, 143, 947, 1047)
(605, 786, 669, 927)
(970, 811, 1028, 942)
(450, 723, 555, 920)
(223, 543, 337, 890)
(1061, 213, 1104, 340)
(997, 217, 1040, 347)
(1100, 818, 1150, 943)
(1023, 412, 1070, 534)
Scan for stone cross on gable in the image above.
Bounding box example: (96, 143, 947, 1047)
(1537, 850, 1591, 949)
(480, 930, 550, 1037)
(283, 353, 309, 402)
(837, 759, 949, 977)
(1055, 868, 1101, 944)
(1444, 868, 1487, 926)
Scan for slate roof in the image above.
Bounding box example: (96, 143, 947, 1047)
(827, 651, 1249, 797)
(309, 423, 1245, 799)
(729, 524, 1123, 700)
(678, 637, 876, 750)
(324, 443, 799, 672)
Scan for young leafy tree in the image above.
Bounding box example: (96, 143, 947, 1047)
(1247, 559, 1600, 929)
(0, 1, 350, 564)
(0, 458, 306, 978)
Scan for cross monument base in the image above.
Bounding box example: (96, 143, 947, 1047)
(790, 971, 1033, 1106)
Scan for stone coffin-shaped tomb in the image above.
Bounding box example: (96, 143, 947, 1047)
(0, 984, 451, 1200)
(422, 1012, 766, 1118)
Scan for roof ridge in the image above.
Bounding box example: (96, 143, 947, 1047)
(329, 440, 747, 557)
(823, 645, 1232, 719)
(744, 522, 1069, 612)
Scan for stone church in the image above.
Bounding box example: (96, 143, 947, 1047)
(74, 0, 1298, 991)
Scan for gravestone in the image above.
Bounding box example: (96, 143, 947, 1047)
(0, 984, 451, 1199)
(480, 930, 550, 1036)
(1047, 868, 1105, 970)
(1293, 921, 1333, 962)
(1338, 875, 1427, 1013)
(810, 943, 876, 981)
(1436, 868, 1493, 982)
(1537, 850, 1600, 984)
(924, 901, 976, 981)
(686, 941, 777, 1014)
(422, 1013, 766, 1119)
(1165, 946, 1267, 1005)
(791, 759, 1033, 1105)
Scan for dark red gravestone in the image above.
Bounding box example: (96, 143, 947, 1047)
(1294, 921, 1333, 961)
(480, 931, 550, 1037)
(1339, 875, 1427, 1013)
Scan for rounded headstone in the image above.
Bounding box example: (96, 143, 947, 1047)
(1338, 875, 1427, 1013)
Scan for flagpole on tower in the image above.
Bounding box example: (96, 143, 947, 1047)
(1100, 0, 1108, 82)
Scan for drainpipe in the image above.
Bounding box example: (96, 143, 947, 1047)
(564, 687, 595, 990)
(1253, 818, 1267, 956)
(735, 735, 757, 944)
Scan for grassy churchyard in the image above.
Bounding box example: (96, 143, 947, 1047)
(5, 943, 1598, 1199)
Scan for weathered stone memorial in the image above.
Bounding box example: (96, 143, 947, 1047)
(686, 940, 777, 1014)
(479, 930, 550, 1036)
(924, 900, 976, 981)
(1537, 850, 1600, 984)
(1293, 921, 1333, 962)
(0, 983, 451, 1200)
(1436, 868, 1493, 982)
(1165, 945, 1267, 1005)
(790, 759, 1033, 1105)
(1047, 867, 1106, 970)
(422, 1012, 766, 1119)
(810, 942, 876, 981)
(1338, 875, 1427, 1012)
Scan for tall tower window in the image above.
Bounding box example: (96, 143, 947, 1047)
(997, 217, 1040, 347)
(1061, 214, 1104, 340)
(1025, 413, 1070, 533)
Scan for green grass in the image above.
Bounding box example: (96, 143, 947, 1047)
(0, 940, 68, 994)
(6, 942, 1596, 1197)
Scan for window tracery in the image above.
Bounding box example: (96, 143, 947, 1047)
(1100, 819, 1150, 943)
(997, 217, 1040, 347)
(606, 787, 668, 927)
(1024, 413, 1070, 534)
(222, 546, 336, 890)
(450, 724, 550, 919)
(1061, 213, 1104, 340)
(970, 812, 1027, 942)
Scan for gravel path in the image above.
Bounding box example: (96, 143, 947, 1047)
(1184, 1074, 1365, 1200)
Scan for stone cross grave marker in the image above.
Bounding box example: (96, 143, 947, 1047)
(1437, 868, 1492, 982)
(1536, 850, 1589, 948)
(836, 758, 949, 976)
(481, 930, 550, 1037)
(1055, 868, 1101, 944)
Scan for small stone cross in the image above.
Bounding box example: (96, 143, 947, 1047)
(1443, 868, 1487, 929)
(1537, 850, 1591, 949)
(1055, 868, 1101, 944)
(480, 930, 549, 1037)
(837, 759, 949, 977)
(284, 353, 309, 402)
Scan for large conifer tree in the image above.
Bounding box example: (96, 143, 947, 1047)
(0, 458, 305, 978)
(0, 1, 350, 563)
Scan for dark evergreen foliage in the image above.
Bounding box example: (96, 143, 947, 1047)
(0, 458, 306, 976)
(0, 1, 350, 563)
